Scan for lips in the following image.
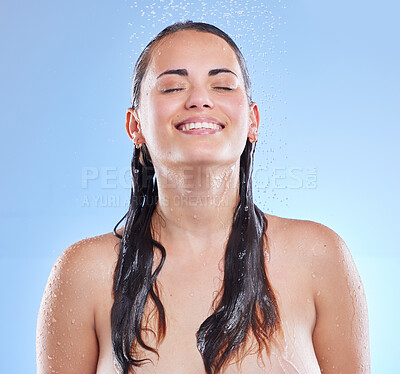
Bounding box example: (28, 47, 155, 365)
(174, 117, 225, 133)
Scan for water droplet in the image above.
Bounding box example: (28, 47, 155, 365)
(71, 319, 76, 324)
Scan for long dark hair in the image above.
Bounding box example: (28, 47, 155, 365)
(112, 21, 281, 374)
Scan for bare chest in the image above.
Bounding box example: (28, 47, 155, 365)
(95, 248, 321, 373)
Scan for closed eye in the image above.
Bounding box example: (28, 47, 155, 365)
(162, 88, 184, 93)
(213, 87, 233, 91)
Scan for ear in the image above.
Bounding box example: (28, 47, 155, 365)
(247, 102, 260, 137)
(125, 108, 144, 143)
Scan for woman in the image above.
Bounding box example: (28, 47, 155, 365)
(37, 22, 370, 373)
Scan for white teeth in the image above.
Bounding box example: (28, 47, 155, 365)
(181, 122, 222, 131)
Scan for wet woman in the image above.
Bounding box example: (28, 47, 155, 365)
(36, 22, 370, 373)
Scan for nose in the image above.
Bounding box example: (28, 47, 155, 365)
(184, 86, 214, 110)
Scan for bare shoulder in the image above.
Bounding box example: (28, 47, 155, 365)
(52, 232, 121, 280)
(40, 231, 121, 328)
(265, 212, 341, 241)
(37, 232, 121, 373)
(263, 213, 353, 303)
(271, 214, 360, 281)
(265, 213, 349, 263)
(265, 214, 370, 372)
(264, 213, 364, 297)
(45, 232, 121, 299)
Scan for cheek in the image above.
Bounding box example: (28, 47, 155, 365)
(152, 96, 178, 120)
(138, 95, 178, 141)
(220, 94, 249, 125)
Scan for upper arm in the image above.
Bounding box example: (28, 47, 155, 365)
(36, 241, 101, 374)
(310, 225, 370, 373)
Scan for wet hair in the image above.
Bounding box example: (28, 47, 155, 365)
(112, 21, 281, 374)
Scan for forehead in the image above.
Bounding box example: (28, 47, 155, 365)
(147, 30, 242, 77)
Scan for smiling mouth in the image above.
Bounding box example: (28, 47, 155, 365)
(175, 121, 224, 133)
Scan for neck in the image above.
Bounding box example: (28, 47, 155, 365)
(152, 161, 241, 255)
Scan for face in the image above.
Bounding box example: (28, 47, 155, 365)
(127, 30, 259, 171)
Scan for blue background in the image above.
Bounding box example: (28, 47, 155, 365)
(0, 0, 398, 372)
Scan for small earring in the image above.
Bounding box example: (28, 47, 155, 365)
(249, 133, 258, 143)
(135, 141, 143, 149)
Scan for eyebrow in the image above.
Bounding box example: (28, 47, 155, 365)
(157, 69, 188, 78)
(208, 68, 237, 77)
(157, 68, 237, 79)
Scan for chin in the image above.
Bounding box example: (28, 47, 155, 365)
(175, 152, 240, 168)
(158, 142, 243, 168)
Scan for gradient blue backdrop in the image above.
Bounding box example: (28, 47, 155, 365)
(0, 0, 398, 372)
